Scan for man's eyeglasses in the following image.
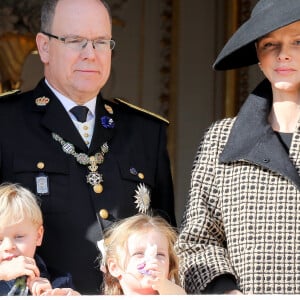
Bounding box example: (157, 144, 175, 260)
(42, 31, 116, 51)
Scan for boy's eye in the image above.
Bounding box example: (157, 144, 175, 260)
(15, 235, 24, 239)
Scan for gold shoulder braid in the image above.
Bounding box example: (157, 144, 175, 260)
(0, 89, 20, 98)
(114, 98, 169, 124)
(52, 133, 108, 194)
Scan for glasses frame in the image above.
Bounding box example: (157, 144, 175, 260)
(41, 31, 116, 51)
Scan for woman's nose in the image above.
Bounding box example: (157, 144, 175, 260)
(277, 44, 292, 61)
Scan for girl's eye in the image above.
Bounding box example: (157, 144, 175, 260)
(295, 40, 300, 45)
(132, 252, 144, 257)
(157, 253, 166, 258)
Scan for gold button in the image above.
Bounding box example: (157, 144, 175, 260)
(83, 133, 89, 138)
(37, 162, 45, 169)
(138, 173, 144, 180)
(99, 209, 109, 219)
(83, 125, 89, 130)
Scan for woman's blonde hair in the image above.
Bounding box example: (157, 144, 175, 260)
(100, 213, 179, 295)
(0, 183, 43, 228)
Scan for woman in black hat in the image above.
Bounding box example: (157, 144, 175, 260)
(175, 0, 300, 295)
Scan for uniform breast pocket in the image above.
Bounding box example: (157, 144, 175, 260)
(13, 154, 70, 213)
(115, 156, 156, 214)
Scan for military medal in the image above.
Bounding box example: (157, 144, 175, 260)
(134, 183, 151, 213)
(52, 133, 108, 193)
(35, 173, 49, 195)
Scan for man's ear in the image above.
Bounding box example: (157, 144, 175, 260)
(107, 258, 122, 278)
(36, 32, 50, 63)
(36, 225, 44, 246)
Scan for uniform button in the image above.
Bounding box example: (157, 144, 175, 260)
(83, 125, 89, 130)
(83, 133, 89, 138)
(99, 209, 109, 219)
(138, 172, 144, 180)
(37, 162, 45, 169)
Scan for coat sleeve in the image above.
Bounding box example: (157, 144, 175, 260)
(150, 122, 177, 227)
(175, 119, 238, 293)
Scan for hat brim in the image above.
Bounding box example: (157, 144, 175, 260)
(213, 2, 300, 70)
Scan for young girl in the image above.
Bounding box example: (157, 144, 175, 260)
(98, 214, 186, 295)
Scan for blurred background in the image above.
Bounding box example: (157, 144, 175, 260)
(0, 0, 262, 223)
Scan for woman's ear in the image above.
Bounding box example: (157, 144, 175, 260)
(36, 225, 44, 246)
(36, 32, 50, 64)
(107, 258, 122, 278)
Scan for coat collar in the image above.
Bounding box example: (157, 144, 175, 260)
(220, 79, 300, 189)
(31, 79, 114, 154)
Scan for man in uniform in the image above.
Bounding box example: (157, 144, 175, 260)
(0, 0, 176, 294)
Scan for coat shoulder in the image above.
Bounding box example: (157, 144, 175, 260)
(110, 98, 169, 125)
(0, 89, 21, 102)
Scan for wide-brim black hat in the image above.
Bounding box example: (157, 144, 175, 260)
(213, 0, 300, 70)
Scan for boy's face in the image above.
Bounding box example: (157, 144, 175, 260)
(0, 218, 43, 262)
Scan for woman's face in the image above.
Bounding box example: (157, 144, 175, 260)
(256, 20, 300, 92)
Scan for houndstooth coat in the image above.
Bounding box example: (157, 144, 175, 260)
(175, 79, 300, 294)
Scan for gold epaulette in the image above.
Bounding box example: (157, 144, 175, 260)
(114, 98, 169, 124)
(0, 89, 20, 98)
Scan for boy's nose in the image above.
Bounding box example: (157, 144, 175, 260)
(1, 237, 16, 251)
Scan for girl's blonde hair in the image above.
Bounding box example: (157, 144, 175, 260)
(100, 213, 179, 295)
(0, 183, 43, 228)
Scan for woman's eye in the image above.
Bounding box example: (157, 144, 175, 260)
(263, 42, 275, 49)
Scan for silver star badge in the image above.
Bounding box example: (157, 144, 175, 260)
(134, 183, 151, 213)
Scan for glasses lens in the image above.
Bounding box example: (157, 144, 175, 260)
(63, 36, 115, 51)
(64, 37, 86, 50)
(110, 40, 116, 50)
(93, 39, 115, 51)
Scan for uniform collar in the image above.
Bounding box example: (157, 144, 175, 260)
(44, 79, 97, 120)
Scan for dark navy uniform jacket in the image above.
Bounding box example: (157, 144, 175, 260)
(0, 79, 176, 294)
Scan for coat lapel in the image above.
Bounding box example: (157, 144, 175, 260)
(32, 80, 88, 152)
(88, 96, 115, 155)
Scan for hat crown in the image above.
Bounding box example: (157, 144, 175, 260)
(251, 0, 275, 17)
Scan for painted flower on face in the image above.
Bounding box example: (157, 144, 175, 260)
(134, 183, 150, 214)
(101, 116, 115, 129)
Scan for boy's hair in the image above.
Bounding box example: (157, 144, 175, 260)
(100, 214, 179, 295)
(0, 183, 43, 228)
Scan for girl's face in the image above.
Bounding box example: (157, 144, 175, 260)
(256, 20, 300, 93)
(111, 228, 170, 295)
